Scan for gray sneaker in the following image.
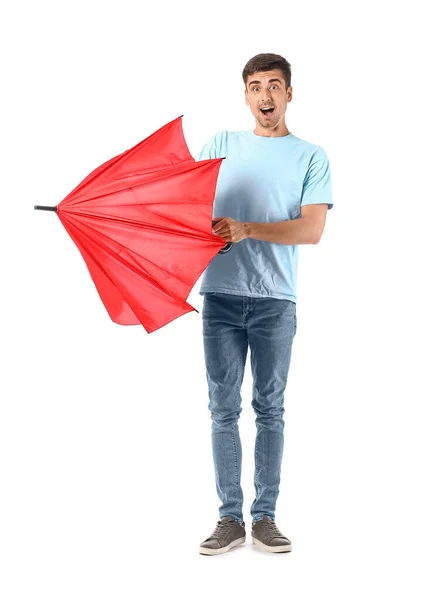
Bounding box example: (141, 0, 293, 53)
(199, 516, 246, 555)
(251, 515, 292, 553)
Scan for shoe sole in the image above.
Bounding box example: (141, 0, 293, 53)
(199, 535, 246, 555)
(252, 537, 292, 553)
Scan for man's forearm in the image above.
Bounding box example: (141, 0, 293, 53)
(245, 217, 317, 245)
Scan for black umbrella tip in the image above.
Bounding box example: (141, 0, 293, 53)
(34, 205, 57, 212)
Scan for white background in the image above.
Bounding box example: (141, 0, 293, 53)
(1, 1, 423, 598)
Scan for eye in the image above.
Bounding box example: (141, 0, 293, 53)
(252, 85, 279, 92)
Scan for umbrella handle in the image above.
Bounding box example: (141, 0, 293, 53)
(34, 205, 57, 212)
(218, 242, 233, 254)
(212, 219, 233, 254)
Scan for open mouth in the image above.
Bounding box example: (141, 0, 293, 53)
(260, 107, 275, 117)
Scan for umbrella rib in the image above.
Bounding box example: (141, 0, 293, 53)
(72, 161, 191, 201)
(65, 116, 190, 199)
(66, 158, 220, 206)
(62, 209, 215, 244)
(62, 213, 193, 302)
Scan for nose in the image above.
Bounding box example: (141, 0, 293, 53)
(259, 90, 273, 103)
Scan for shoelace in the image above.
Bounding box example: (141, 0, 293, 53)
(260, 520, 284, 538)
(210, 519, 234, 538)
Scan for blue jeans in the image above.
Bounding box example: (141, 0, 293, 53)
(202, 292, 297, 524)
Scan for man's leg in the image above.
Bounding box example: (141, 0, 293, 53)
(202, 293, 249, 524)
(247, 298, 297, 523)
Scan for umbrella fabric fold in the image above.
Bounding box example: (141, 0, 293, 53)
(45, 115, 226, 333)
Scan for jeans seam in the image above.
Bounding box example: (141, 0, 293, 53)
(234, 349, 242, 516)
(231, 423, 238, 490)
(234, 345, 246, 520)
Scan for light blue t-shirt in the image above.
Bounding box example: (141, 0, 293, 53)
(196, 129, 333, 303)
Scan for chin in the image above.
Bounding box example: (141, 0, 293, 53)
(259, 116, 276, 125)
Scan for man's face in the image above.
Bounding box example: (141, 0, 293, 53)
(245, 69, 292, 130)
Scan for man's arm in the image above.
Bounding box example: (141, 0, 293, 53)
(245, 204, 329, 245)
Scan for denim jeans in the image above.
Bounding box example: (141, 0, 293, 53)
(202, 292, 297, 524)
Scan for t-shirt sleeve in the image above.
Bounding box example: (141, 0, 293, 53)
(196, 135, 217, 161)
(301, 147, 333, 210)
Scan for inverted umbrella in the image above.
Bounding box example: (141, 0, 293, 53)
(34, 115, 230, 334)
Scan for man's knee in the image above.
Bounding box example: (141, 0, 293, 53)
(251, 400, 285, 424)
(210, 407, 243, 429)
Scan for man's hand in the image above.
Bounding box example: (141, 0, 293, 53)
(212, 217, 249, 243)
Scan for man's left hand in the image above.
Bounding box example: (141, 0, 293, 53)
(212, 217, 249, 243)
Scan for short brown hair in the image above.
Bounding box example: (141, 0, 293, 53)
(242, 53, 292, 90)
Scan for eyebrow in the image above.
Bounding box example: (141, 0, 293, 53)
(248, 78, 282, 87)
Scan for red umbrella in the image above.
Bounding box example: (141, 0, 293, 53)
(34, 115, 230, 334)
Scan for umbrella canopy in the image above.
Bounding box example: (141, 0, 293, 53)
(34, 115, 227, 334)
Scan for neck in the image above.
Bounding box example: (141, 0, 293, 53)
(254, 127, 290, 138)
(254, 116, 290, 138)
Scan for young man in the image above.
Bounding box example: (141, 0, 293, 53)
(197, 53, 333, 555)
